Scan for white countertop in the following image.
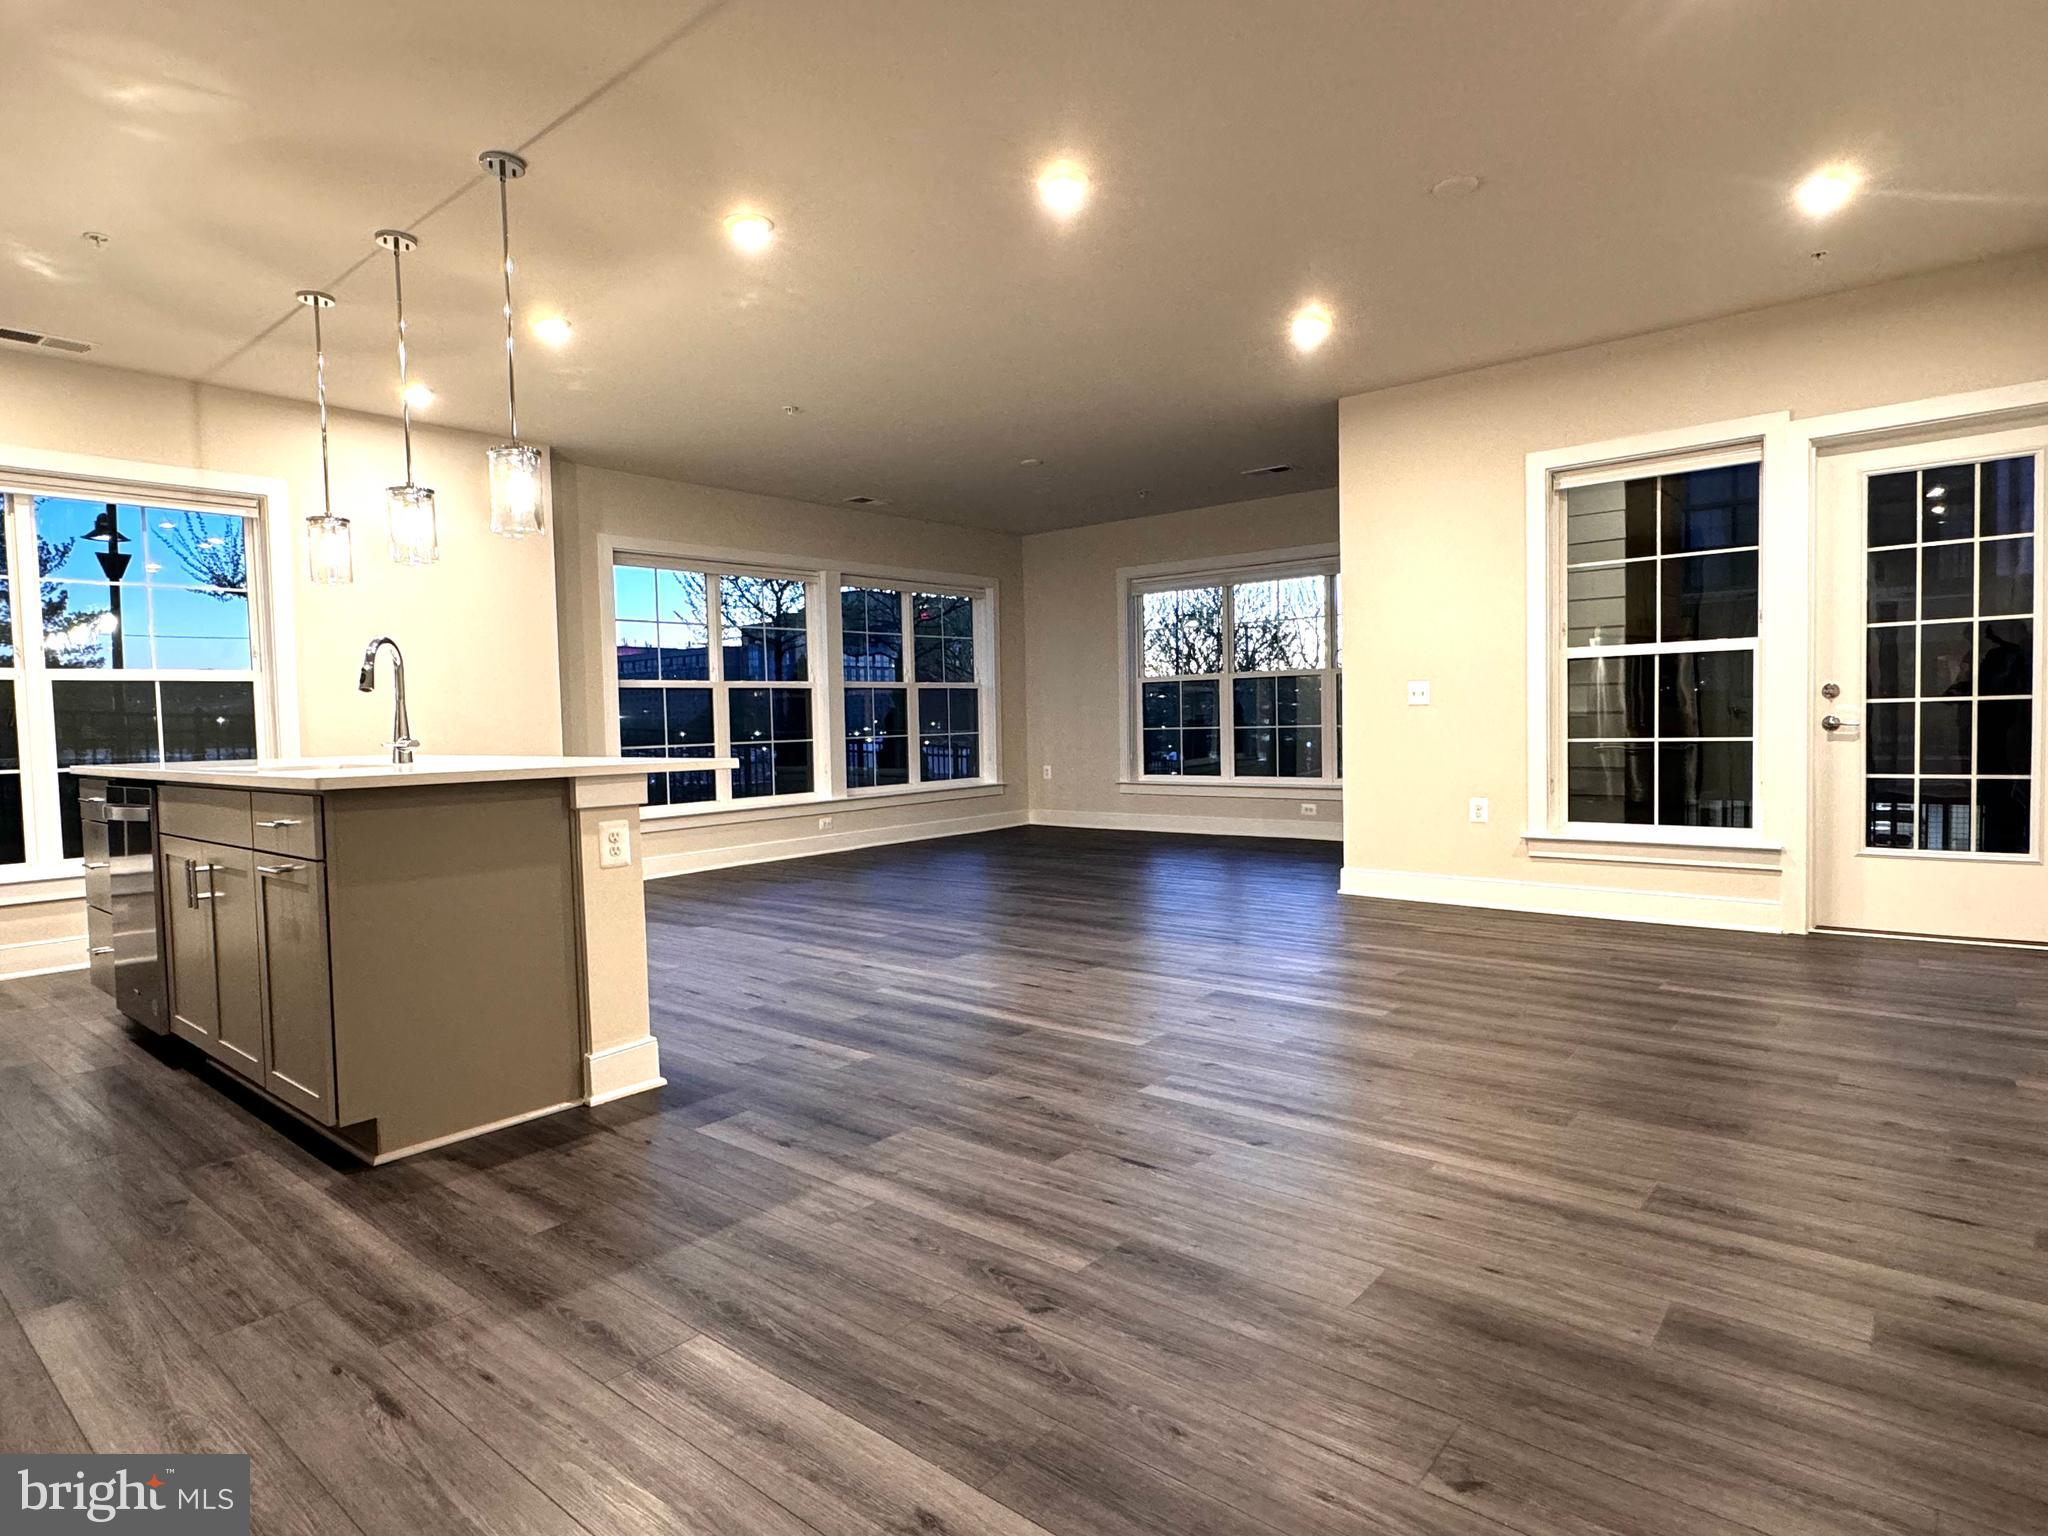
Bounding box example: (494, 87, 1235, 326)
(73, 754, 741, 793)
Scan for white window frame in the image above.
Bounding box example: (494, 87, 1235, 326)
(838, 575, 997, 798)
(598, 534, 1002, 821)
(0, 455, 290, 883)
(1525, 416, 1786, 850)
(609, 552, 827, 816)
(1119, 546, 1342, 791)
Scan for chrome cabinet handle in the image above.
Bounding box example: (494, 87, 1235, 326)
(89, 945, 116, 956)
(255, 818, 302, 828)
(183, 858, 197, 908)
(83, 860, 110, 870)
(189, 861, 219, 903)
(256, 862, 304, 877)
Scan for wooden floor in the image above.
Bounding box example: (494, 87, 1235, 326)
(4, 826, 2048, 1535)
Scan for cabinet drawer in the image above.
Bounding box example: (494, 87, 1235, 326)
(160, 786, 253, 847)
(86, 902, 116, 998)
(252, 793, 323, 860)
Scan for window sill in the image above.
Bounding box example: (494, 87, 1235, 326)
(641, 780, 1006, 831)
(1118, 779, 1342, 799)
(1524, 825, 1783, 853)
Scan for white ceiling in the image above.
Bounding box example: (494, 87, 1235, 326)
(6, 0, 2048, 533)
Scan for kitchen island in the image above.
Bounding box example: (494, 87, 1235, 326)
(77, 756, 688, 1163)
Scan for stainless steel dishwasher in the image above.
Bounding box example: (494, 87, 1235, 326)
(81, 779, 168, 1032)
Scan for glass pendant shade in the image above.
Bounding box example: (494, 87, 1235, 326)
(488, 442, 545, 537)
(386, 483, 439, 565)
(307, 512, 354, 585)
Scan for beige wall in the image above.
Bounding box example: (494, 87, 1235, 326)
(1338, 246, 2048, 929)
(0, 348, 561, 974)
(1022, 488, 1340, 838)
(551, 456, 1029, 871)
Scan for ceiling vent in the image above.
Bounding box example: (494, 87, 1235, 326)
(844, 495, 888, 506)
(1239, 463, 1293, 477)
(0, 326, 91, 354)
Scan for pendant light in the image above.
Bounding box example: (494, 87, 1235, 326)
(375, 229, 438, 565)
(296, 289, 353, 585)
(479, 149, 545, 538)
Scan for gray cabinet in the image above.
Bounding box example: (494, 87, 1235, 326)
(161, 813, 336, 1126)
(254, 857, 335, 1122)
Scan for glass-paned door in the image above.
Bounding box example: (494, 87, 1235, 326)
(1815, 432, 2043, 939)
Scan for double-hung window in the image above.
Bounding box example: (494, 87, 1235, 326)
(0, 488, 266, 869)
(1557, 458, 1759, 829)
(839, 583, 988, 790)
(612, 558, 820, 811)
(1130, 560, 1340, 784)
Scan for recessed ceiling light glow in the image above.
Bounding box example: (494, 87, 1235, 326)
(531, 314, 572, 347)
(402, 381, 434, 410)
(1289, 303, 1334, 353)
(1036, 162, 1090, 220)
(725, 212, 776, 253)
(1794, 164, 1862, 219)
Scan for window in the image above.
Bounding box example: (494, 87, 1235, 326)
(839, 584, 988, 790)
(1862, 455, 2035, 854)
(1129, 561, 1339, 783)
(613, 560, 819, 809)
(0, 490, 266, 868)
(1558, 459, 1759, 829)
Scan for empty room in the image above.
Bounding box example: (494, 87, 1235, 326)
(2, 2, 2046, 1533)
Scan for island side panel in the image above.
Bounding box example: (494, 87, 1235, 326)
(571, 774, 660, 1103)
(322, 780, 584, 1156)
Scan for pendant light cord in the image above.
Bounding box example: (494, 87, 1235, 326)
(311, 303, 334, 519)
(392, 243, 415, 486)
(497, 167, 520, 442)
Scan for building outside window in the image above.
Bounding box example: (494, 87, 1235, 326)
(840, 583, 987, 790)
(1128, 559, 1340, 784)
(0, 490, 265, 869)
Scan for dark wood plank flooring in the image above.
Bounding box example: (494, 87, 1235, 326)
(4, 825, 2048, 1535)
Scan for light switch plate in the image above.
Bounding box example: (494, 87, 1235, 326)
(598, 819, 631, 869)
(1407, 680, 1431, 705)
(1468, 797, 1489, 824)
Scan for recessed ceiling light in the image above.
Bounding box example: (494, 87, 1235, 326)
(531, 314, 572, 347)
(1035, 162, 1090, 220)
(1794, 164, 1861, 219)
(725, 212, 776, 253)
(1288, 303, 1334, 353)
(1429, 174, 1482, 200)
(402, 382, 434, 409)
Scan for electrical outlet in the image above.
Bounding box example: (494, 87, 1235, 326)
(1468, 796, 1489, 824)
(1407, 680, 1431, 706)
(818, 815, 834, 830)
(1299, 802, 1318, 817)
(598, 819, 631, 868)
(1042, 764, 1053, 780)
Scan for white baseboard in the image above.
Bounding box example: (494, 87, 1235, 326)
(644, 809, 1028, 879)
(1030, 809, 1342, 842)
(1339, 865, 1784, 933)
(586, 1036, 664, 1104)
(0, 931, 88, 980)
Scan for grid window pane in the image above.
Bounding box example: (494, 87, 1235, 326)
(1567, 655, 1652, 739)
(1232, 576, 1326, 672)
(1658, 741, 1753, 828)
(1658, 651, 1752, 738)
(160, 682, 257, 763)
(1567, 742, 1653, 824)
(1566, 563, 1656, 647)
(1141, 587, 1223, 677)
(1862, 457, 2037, 854)
(1659, 463, 1758, 554)
(1564, 480, 1654, 564)
(918, 686, 980, 782)
(913, 594, 975, 684)
(841, 585, 905, 683)
(722, 576, 808, 682)
(1143, 681, 1220, 776)
(730, 687, 811, 798)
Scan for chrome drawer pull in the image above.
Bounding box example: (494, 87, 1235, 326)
(83, 860, 110, 870)
(89, 945, 116, 956)
(256, 862, 305, 876)
(255, 818, 303, 828)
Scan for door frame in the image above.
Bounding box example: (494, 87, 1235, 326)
(1783, 375, 2048, 936)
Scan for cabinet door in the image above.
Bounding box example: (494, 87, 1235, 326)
(255, 858, 336, 1124)
(205, 844, 266, 1082)
(162, 834, 221, 1052)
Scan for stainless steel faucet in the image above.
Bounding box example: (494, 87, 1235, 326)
(357, 636, 420, 764)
